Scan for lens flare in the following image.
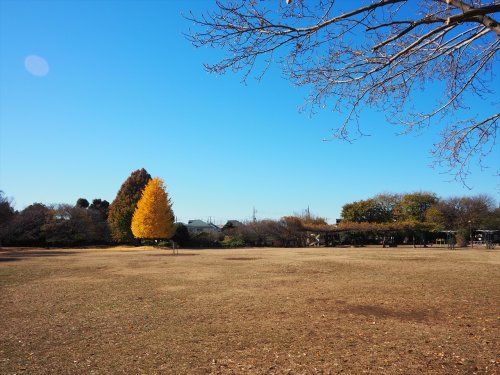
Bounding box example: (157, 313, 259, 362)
(24, 55, 49, 77)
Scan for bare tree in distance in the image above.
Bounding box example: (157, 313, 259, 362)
(186, 0, 499, 183)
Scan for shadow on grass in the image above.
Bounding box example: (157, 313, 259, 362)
(0, 250, 77, 262)
(225, 257, 262, 261)
(0, 257, 20, 262)
(147, 253, 199, 257)
(343, 303, 438, 322)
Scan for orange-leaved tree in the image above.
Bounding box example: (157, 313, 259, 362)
(131, 177, 175, 241)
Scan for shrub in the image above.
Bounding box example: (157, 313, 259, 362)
(221, 236, 245, 248)
(171, 223, 190, 247)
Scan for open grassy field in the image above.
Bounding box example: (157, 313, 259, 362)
(0, 246, 498, 374)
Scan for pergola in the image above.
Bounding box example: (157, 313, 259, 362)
(302, 221, 437, 248)
(476, 230, 497, 249)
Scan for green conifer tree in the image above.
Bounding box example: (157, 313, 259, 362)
(107, 168, 151, 243)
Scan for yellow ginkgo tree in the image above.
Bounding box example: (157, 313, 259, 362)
(131, 177, 175, 242)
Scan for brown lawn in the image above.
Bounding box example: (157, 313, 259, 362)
(0, 246, 499, 374)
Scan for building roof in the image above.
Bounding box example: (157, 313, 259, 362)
(187, 219, 210, 227)
(187, 220, 221, 230)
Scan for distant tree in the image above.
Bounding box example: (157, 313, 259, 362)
(4, 203, 50, 246)
(172, 223, 190, 247)
(42, 205, 94, 245)
(424, 205, 447, 230)
(427, 194, 496, 229)
(88, 208, 111, 244)
(280, 216, 307, 246)
(296, 209, 328, 226)
(373, 193, 402, 222)
(0, 191, 15, 246)
(254, 220, 283, 246)
(0, 191, 14, 225)
(231, 218, 308, 247)
(221, 235, 245, 248)
(187, 0, 500, 181)
(108, 168, 152, 243)
(131, 178, 175, 241)
(482, 206, 500, 230)
(341, 198, 389, 223)
(89, 199, 110, 219)
(431, 194, 496, 245)
(459, 194, 495, 229)
(41, 202, 113, 246)
(395, 192, 438, 222)
(76, 198, 90, 209)
(232, 221, 262, 246)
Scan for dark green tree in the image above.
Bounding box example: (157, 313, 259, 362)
(42, 204, 95, 245)
(89, 199, 110, 219)
(38, 203, 111, 246)
(0, 191, 15, 246)
(0, 191, 14, 225)
(4, 203, 50, 246)
(107, 169, 151, 243)
(171, 223, 190, 247)
(76, 198, 90, 208)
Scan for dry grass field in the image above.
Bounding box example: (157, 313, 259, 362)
(0, 246, 499, 374)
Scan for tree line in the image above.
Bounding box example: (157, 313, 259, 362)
(0, 169, 173, 247)
(337, 192, 499, 246)
(0, 168, 498, 247)
(219, 193, 499, 248)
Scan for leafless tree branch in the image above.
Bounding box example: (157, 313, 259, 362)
(186, 0, 499, 183)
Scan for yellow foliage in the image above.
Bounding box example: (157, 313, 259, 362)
(131, 177, 175, 239)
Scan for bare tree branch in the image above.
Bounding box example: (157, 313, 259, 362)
(186, 0, 499, 183)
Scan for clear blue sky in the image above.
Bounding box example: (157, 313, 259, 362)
(1, 1, 498, 224)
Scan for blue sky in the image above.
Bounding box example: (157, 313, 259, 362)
(1, 1, 498, 224)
